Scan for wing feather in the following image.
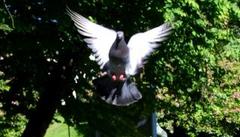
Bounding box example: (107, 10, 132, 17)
(67, 8, 117, 68)
(126, 23, 172, 75)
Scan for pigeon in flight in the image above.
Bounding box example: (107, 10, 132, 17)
(67, 8, 172, 106)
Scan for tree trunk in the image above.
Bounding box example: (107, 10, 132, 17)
(21, 80, 63, 137)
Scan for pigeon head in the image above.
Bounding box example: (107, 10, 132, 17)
(108, 31, 129, 81)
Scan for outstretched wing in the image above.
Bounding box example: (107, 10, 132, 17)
(126, 23, 172, 75)
(67, 8, 117, 68)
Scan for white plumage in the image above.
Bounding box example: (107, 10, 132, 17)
(67, 8, 117, 69)
(67, 8, 172, 77)
(126, 23, 172, 75)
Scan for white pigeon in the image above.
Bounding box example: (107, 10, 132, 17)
(67, 8, 172, 106)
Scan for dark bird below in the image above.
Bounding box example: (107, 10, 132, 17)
(67, 8, 172, 106)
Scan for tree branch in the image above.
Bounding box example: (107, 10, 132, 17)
(2, 0, 15, 28)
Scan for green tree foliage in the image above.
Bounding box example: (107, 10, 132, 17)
(149, 0, 240, 136)
(1, 3, 25, 136)
(0, 0, 239, 137)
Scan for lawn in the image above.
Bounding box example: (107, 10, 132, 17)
(45, 116, 83, 137)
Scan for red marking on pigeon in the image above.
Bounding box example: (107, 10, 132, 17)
(119, 74, 125, 81)
(112, 75, 117, 81)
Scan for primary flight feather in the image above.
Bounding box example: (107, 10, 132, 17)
(67, 8, 117, 69)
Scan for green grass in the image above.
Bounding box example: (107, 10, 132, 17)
(45, 116, 83, 137)
(44, 122, 83, 137)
